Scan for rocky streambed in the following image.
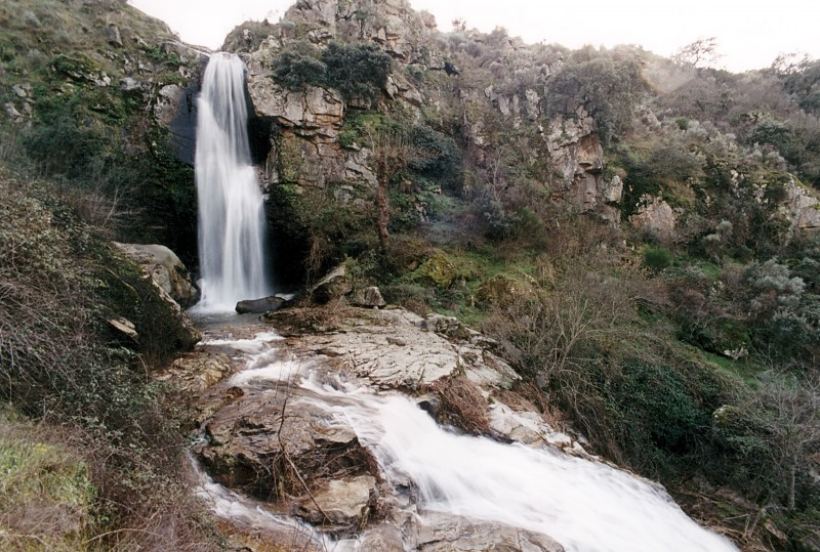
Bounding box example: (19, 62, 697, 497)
(167, 305, 738, 552)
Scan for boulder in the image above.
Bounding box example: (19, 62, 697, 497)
(107, 316, 138, 341)
(296, 475, 376, 527)
(106, 24, 122, 47)
(236, 295, 287, 314)
(416, 513, 565, 552)
(310, 264, 353, 304)
(113, 243, 199, 307)
(197, 384, 378, 533)
(629, 195, 677, 242)
(349, 286, 386, 308)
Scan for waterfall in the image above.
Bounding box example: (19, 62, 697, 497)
(193, 52, 271, 312)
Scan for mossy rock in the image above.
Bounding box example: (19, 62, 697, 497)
(475, 274, 531, 307)
(416, 250, 461, 289)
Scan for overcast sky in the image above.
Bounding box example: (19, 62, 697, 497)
(128, 0, 819, 72)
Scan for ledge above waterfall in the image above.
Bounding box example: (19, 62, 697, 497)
(248, 77, 345, 134)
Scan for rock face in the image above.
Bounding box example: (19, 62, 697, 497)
(629, 195, 678, 241)
(249, 81, 345, 131)
(113, 243, 200, 307)
(783, 178, 820, 233)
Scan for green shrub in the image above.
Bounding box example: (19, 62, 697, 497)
(322, 41, 392, 102)
(271, 49, 327, 90)
(643, 245, 673, 273)
(271, 41, 392, 103)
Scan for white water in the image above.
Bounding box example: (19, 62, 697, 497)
(194, 53, 271, 312)
(302, 381, 738, 552)
(200, 330, 738, 551)
(212, 337, 738, 552)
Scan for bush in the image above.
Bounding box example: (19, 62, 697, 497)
(271, 49, 327, 90)
(546, 49, 648, 145)
(643, 246, 673, 273)
(322, 41, 392, 102)
(271, 41, 392, 104)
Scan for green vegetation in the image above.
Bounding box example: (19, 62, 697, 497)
(0, 411, 95, 551)
(271, 41, 392, 103)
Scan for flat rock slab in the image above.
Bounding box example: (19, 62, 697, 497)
(270, 307, 519, 390)
(416, 513, 565, 552)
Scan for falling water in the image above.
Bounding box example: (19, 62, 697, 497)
(304, 380, 739, 552)
(198, 327, 738, 552)
(194, 53, 271, 312)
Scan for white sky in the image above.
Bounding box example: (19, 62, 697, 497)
(128, 0, 820, 72)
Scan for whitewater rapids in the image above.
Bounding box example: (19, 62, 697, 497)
(194, 330, 738, 552)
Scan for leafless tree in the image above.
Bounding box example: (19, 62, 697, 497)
(746, 375, 820, 510)
(363, 126, 417, 249)
(674, 37, 720, 69)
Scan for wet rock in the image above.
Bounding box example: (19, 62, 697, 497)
(357, 524, 405, 551)
(296, 475, 376, 527)
(270, 307, 518, 390)
(416, 513, 565, 551)
(197, 385, 375, 520)
(113, 243, 199, 307)
(236, 296, 287, 314)
(349, 286, 386, 308)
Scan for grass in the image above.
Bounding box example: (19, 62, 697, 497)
(0, 408, 95, 551)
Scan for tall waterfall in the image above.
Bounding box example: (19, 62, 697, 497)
(194, 52, 271, 312)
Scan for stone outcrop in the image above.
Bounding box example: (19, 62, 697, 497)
(629, 195, 678, 241)
(249, 81, 345, 133)
(783, 178, 820, 233)
(415, 514, 564, 552)
(114, 243, 199, 307)
(189, 305, 578, 547)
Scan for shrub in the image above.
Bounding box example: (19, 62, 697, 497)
(271, 49, 327, 90)
(643, 246, 673, 273)
(322, 41, 392, 102)
(271, 41, 392, 103)
(546, 50, 648, 145)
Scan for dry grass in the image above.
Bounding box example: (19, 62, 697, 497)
(432, 376, 491, 435)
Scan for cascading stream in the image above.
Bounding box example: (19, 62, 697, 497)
(193, 52, 271, 312)
(302, 380, 738, 552)
(193, 325, 738, 552)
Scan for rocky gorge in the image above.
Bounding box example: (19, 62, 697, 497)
(1, 0, 820, 550)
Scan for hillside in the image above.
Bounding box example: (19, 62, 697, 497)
(0, 0, 818, 550)
(224, 2, 820, 548)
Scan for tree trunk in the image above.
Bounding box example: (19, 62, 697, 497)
(788, 463, 796, 511)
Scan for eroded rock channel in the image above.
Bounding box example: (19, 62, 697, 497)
(169, 306, 737, 552)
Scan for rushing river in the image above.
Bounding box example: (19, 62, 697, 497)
(191, 328, 738, 552)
